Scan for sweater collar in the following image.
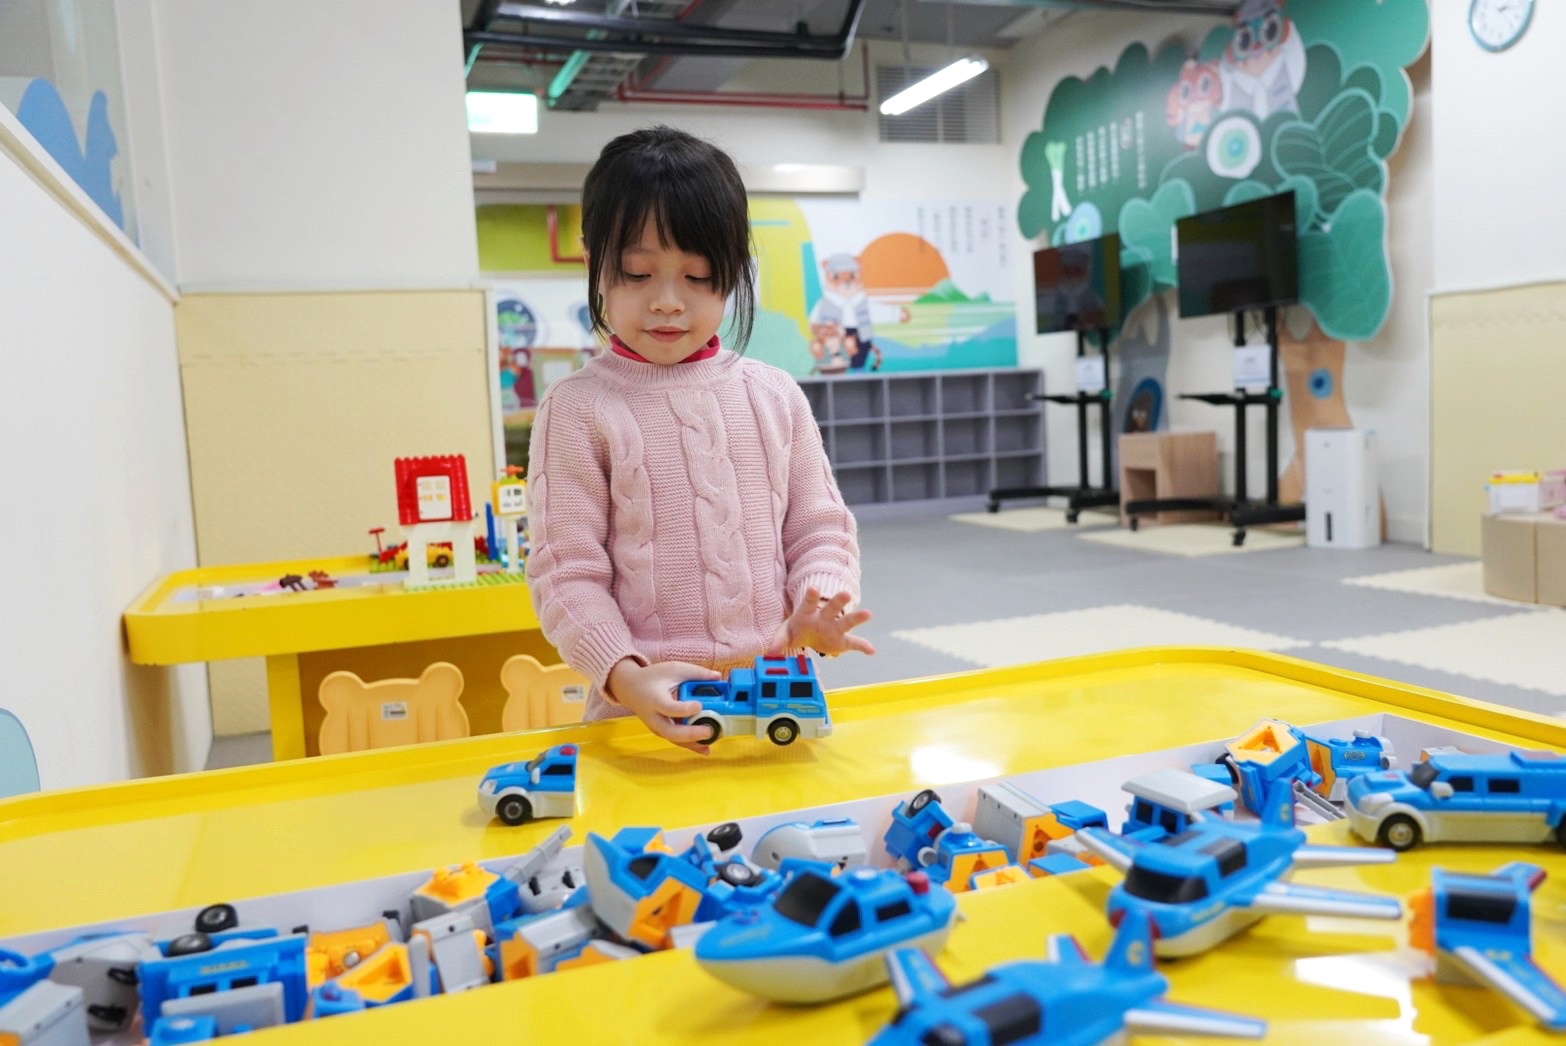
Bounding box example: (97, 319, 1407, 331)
(609, 333, 722, 364)
(588, 342, 742, 389)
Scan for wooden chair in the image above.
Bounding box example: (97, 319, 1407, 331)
(317, 663, 469, 755)
(0, 709, 40, 796)
(500, 655, 589, 732)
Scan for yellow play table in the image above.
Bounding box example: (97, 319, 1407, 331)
(123, 555, 559, 760)
(4, 648, 1564, 1044)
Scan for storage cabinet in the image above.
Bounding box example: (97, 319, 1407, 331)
(797, 369, 1046, 506)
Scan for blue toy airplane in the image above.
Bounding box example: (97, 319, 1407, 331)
(868, 909, 1265, 1045)
(1414, 862, 1566, 1031)
(1078, 776, 1401, 957)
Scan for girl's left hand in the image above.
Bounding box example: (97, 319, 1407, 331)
(766, 587, 875, 658)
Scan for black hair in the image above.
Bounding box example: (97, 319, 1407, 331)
(581, 126, 756, 353)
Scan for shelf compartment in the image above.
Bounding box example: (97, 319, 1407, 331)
(994, 454, 1043, 489)
(993, 370, 1042, 411)
(943, 459, 990, 497)
(830, 379, 884, 422)
(943, 417, 989, 457)
(887, 376, 938, 418)
(889, 420, 939, 462)
(837, 466, 888, 505)
(940, 373, 990, 414)
(832, 422, 886, 466)
(891, 462, 940, 502)
(994, 414, 1043, 454)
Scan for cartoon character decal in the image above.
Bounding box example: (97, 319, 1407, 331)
(807, 254, 910, 375)
(1166, 59, 1223, 149)
(1219, 0, 1306, 121)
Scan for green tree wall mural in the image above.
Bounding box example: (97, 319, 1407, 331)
(1018, 0, 1428, 503)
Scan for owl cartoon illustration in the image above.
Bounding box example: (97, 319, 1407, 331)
(1166, 58, 1223, 149)
(1219, 0, 1306, 121)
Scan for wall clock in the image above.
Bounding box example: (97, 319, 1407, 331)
(1470, 0, 1534, 52)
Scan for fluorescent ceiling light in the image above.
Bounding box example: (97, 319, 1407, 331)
(879, 56, 988, 116)
(467, 91, 539, 134)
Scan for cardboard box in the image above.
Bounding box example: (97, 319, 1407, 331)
(1534, 515, 1566, 607)
(1481, 512, 1540, 602)
(1487, 470, 1566, 514)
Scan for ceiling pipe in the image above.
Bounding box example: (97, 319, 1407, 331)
(616, 42, 871, 111)
(466, 0, 866, 61)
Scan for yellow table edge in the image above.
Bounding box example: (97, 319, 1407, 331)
(10, 646, 1566, 829)
(123, 554, 542, 664)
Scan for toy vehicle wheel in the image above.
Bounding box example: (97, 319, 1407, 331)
(706, 822, 744, 852)
(718, 861, 759, 887)
(908, 788, 941, 814)
(1377, 814, 1421, 851)
(696, 718, 722, 745)
(194, 903, 239, 934)
(496, 794, 533, 826)
(433, 552, 452, 567)
(1219, 754, 1241, 788)
(166, 933, 214, 957)
(915, 846, 938, 867)
(1128, 516, 1140, 532)
(766, 719, 799, 746)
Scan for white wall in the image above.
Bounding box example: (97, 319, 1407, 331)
(1432, 3, 1566, 291)
(116, 0, 178, 282)
(1000, 12, 1433, 543)
(470, 40, 1014, 203)
(0, 134, 208, 789)
(154, 0, 480, 289)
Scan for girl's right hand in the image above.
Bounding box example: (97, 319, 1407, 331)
(606, 658, 723, 755)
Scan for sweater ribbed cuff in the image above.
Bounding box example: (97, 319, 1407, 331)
(793, 572, 859, 612)
(570, 623, 646, 697)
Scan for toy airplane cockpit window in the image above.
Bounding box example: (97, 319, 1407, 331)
(1124, 866, 1209, 905)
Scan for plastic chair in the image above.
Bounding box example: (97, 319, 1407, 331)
(0, 709, 41, 797)
(500, 655, 589, 732)
(317, 663, 470, 755)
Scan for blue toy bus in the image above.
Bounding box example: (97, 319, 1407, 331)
(677, 655, 831, 746)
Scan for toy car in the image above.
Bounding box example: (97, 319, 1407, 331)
(883, 789, 954, 873)
(677, 655, 831, 746)
(477, 744, 578, 826)
(1345, 749, 1566, 851)
(695, 865, 958, 1003)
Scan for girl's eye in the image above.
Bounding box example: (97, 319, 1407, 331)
(687, 275, 712, 284)
(621, 272, 650, 281)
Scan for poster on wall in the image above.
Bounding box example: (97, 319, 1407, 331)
(487, 279, 594, 470)
(1015, 0, 1428, 498)
(746, 198, 1017, 378)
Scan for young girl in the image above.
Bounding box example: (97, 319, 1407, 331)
(526, 126, 874, 754)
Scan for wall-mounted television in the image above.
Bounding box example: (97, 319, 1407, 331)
(1033, 233, 1122, 334)
(1175, 191, 1298, 318)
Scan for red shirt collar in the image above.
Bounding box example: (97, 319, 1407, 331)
(609, 334, 721, 364)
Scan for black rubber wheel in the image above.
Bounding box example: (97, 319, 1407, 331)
(1232, 530, 1246, 547)
(767, 719, 799, 746)
(908, 788, 941, 814)
(433, 552, 452, 567)
(1066, 511, 1079, 524)
(986, 502, 999, 513)
(1377, 814, 1422, 852)
(167, 933, 213, 957)
(706, 822, 743, 852)
(696, 718, 722, 745)
(718, 861, 759, 887)
(1219, 754, 1241, 788)
(1129, 516, 1140, 532)
(496, 794, 533, 826)
(195, 903, 238, 934)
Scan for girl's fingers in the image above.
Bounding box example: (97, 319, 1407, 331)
(655, 694, 703, 719)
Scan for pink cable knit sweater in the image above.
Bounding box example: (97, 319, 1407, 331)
(525, 348, 861, 721)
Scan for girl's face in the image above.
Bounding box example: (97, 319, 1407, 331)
(602, 215, 727, 365)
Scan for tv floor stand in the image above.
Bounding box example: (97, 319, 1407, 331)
(987, 327, 1118, 522)
(1122, 306, 1305, 546)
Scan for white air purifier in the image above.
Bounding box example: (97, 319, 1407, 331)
(1305, 428, 1379, 549)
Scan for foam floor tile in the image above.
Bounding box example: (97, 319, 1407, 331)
(1076, 524, 1305, 557)
(949, 506, 1116, 532)
(1341, 561, 1554, 608)
(892, 604, 1310, 668)
(1323, 612, 1566, 697)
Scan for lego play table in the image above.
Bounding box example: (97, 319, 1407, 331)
(4, 648, 1565, 1044)
(123, 555, 559, 760)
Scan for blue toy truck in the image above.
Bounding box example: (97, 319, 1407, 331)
(1346, 749, 1566, 851)
(478, 744, 578, 826)
(678, 655, 831, 746)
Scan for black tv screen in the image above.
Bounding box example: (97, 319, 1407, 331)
(1033, 233, 1122, 334)
(1175, 191, 1298, 318)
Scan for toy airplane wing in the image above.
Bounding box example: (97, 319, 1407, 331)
(1076, 828, 1138, 872)
(1450, 945, 1566, 1029)
(1292, 844, 1396, 868)
(1124, 1000, 1267, 1039)
(885, 948, 950, 1009)
(1242, 880, 1403, 920)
